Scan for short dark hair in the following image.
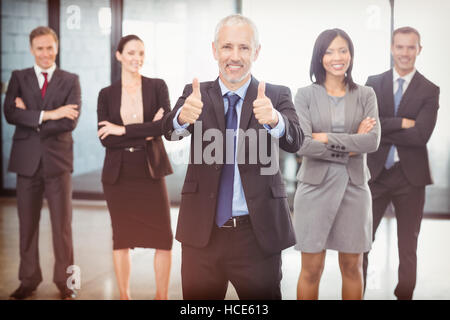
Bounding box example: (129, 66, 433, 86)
(29, 26, 58, 45)
(309, 28, 357, 91)
(116, 34, 143, 53)
(392, 26, 421, 47)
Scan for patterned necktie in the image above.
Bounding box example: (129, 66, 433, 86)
(385, 78, 405, 169)
(215, 93, 240, 227)
(41, 72, 48, 98)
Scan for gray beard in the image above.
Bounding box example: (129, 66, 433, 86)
(219, 68, 251, 84)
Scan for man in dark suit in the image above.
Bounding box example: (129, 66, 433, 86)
(3, 26, 81, 299)
(162, 14, 303, 299)
(363, 27, 439, 300)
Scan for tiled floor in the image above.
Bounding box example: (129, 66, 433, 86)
(0, 197, 449, 300)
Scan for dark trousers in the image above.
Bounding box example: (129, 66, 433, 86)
(181, 220, 282, 300)
(16, 164, 74, 288)
(363, 163, 425, 300)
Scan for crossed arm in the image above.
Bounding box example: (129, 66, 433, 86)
(97, 81, 171, 148)
(294, 87, 381, 164)
(3, 71, 81, 138)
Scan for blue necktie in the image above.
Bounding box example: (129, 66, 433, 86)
(385, 78, 405, 169)
(215, 93, 240, 227)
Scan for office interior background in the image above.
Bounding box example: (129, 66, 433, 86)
(0, 0, 449, 300)
(1, 0, 449, 213)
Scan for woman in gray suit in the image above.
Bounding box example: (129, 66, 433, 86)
(293, 29, 380, 300)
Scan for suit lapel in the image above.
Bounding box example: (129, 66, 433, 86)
(344, 85, 359, 132)
(142, 77, 152, 121)
(381, 69, 395, 116)
(43, 68, 63, 107)
(397, 71, 422, 116)
(25, 68, 43, 107)
(207, 79, 226, 133)
(236, 77, 258, 158)
(239, 76, 257, 132)
(111, 80, 124, 125)
(313, 84, 332, 132)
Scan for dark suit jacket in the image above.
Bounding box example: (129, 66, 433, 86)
(162, 76, 304, 254)
(366, 69, 439, 186)
(97, 76, 173, 184)
(3, 67, 81, 177)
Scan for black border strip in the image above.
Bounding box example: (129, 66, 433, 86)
(48, 0, 60, 66)
(110, 0, 123, 84)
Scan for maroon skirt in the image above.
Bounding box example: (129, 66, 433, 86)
(103, 150, 173, 250)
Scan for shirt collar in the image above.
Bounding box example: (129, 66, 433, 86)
(34, 63, 57, 78)
(393, 67, 416, 84)
(218, 76, 252, 101)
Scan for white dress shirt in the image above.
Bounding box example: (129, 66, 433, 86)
(34, 64, 57, 124)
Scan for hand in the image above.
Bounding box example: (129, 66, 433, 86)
(43, 104, 79, 121)
(98, 121, 126, 140)
(402, 118, 415, 129)
(15, 97, 27, 110)
(312, 132, 328, 143)
(152, 108, 164, 122)
(357, 117, 376, 134)
(178, 78, 203, 125)
(253, 82, 278, 127)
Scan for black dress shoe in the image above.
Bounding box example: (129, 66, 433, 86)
(58, 286, 77, 300)
(9, 285, 37, 300)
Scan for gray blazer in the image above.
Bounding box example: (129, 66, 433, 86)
(294, 84, 380, 185)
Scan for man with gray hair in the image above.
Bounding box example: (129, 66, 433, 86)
(162, 14, 303, 299)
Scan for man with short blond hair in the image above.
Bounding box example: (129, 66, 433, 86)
(363, 26, 440, 300)
(4, 26, 81, 300)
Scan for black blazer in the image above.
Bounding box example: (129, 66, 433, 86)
(3, 67, 81, 177)
(162, 76, 304, 254)
(366, 69, 440, 186)
(97, 76, 173, 184)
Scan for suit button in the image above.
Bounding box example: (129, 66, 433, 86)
(341, 146, 346, 150)
(331, 153, 336, 157)
(287, 135, 293, 144)
(331, 145, 335, 149)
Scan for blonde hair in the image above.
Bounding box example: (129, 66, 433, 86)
(29, 26, 58, 45)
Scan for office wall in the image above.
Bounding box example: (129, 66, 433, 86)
(1, 0, 48, 189)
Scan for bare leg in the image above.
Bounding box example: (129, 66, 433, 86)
(154, 249, 172, 300)
(339, 252, 363, 300)
(297, 251, 326, 300)
(112, 248, 131, 300)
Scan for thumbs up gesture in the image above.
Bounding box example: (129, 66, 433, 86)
(253, 81, 279, 127)
(178, 78, 204, 125)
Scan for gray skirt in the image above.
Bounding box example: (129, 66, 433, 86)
(293, 163, 372, 253)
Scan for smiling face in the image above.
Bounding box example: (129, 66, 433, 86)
(30, 34, 58, 69)
(322, 36, 351, 79)
(212, 23, 260, 90)
(391, 32, 421, 76)
(116, 39, 145, 74)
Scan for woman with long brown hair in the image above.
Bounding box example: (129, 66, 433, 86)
(97, 35, 173, 300)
